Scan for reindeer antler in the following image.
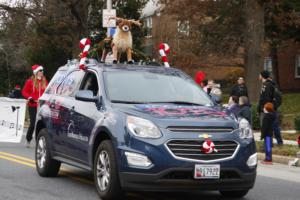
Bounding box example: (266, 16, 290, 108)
(128, 19, 142, 27)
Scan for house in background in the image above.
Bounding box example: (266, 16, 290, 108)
(141, 1, 300, 92)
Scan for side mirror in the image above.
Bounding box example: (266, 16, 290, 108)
(75, 90, 98, 103)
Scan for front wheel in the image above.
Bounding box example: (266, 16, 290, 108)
(35, 128, 61, 177)
(219, 189, 249, 198)
(94, 140, 123, 200)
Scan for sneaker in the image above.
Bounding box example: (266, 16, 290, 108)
(26, 141, 30, 148)
(261, 160, 273, 165)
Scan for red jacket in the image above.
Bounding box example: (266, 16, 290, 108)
(22, 77, 48, 107)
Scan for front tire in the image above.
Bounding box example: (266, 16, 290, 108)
(35, 128, 61, 177)
(219, 189, 249, 198)
(94, 140, 123, 200)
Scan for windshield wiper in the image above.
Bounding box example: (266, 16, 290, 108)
(148, 101, 205, 106)
(110, 100, 148, 104)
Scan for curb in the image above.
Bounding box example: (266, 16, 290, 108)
(257, 152, 298, 166)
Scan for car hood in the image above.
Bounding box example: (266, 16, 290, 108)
(112, 103, 237, 129)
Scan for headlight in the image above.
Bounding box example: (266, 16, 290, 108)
(127, 116, 162, 139)
(238, 118, 253, 139)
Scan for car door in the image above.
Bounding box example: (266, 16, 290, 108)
(54, 69, 85, 156)
(65, 70, 101, 163)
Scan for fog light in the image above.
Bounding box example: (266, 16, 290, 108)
(247, 153, 257, 167)
(125, 152, 152, 167)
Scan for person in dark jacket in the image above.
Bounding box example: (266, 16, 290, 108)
(258, 71, 275, 125)
(230, 77, 248, 98)
(237, 96, 252, 126)
(260, 102, 275, 164)
(268, 77, 283, 145)
(8, 84, 23, 99)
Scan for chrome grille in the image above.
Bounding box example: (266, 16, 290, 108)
(167, 126, 234, 133)
(166, 140, 239, 161)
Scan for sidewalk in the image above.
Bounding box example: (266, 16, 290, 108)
(254, 130, 300, 166)
(253, 131, 298, 146)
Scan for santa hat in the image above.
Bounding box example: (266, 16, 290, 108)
(32, 64, 43, 75)
(194, 71, 206, 84)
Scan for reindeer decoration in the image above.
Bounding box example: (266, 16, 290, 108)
(110, 17, 142, 64)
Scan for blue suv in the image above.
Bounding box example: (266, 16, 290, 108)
(35, 59, 257, 200)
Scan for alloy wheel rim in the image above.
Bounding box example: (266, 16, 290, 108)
(37, 136, 46, 169)
(96, 150, 111, 191)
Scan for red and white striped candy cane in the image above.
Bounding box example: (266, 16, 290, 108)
(159, 43, 170, 67)
(79, 38, 91, 70)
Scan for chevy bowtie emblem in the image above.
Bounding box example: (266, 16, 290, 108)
(198, 134, 212, 139)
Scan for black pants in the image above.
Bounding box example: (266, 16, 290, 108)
(26, 107, 37, 142)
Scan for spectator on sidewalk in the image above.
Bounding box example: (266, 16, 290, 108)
(268, 76, 283, 145)
(194, 71, 206, 88)
(8, 84, 23, 99)
(237, 96, 252, 126)
(22, 64, 48, 148)
(261, 102, 276, 165)
(203, 80, 214, 95)
(225, 96, 239, 116)
(258, 70, 275, 126)
(230, 77, 248, 98)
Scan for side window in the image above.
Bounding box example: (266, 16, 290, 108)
(56, 70, 85, 97)
(79, 72, 99, 96)
(45, 70, 66, 94)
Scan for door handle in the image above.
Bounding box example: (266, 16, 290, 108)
(70, 106, 75, 115)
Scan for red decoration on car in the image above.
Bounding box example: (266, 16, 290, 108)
(202, 139, 218, 154)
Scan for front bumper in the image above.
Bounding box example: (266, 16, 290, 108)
(117, 129, 257, 191)
(120, 167, 256, 192)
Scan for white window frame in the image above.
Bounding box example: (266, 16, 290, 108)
(295, 55, 300, 78)
(177, 20, 190, 36)
(264, 57, 273, 73)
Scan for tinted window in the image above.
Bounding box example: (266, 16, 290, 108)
(45, 70, 66, 94)
(104, 71, 213, 106)
(56, 70, 85, 97)
(79, 72, 99, 96)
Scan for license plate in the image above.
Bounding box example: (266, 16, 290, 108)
(194, 164, 220, 179)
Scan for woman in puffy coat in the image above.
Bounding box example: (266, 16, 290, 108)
(22, 64, 48, 147)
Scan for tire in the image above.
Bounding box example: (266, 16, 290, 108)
(94, 140, 123, 200)
(219, 190, 249, 198)
(35, 128, 61, 177)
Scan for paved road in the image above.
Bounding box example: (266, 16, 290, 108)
(1, 138, 300, 200)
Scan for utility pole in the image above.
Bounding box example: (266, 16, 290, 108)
(107, 0, 112, 36)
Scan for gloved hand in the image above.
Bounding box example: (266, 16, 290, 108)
(28, 97, 35, 103)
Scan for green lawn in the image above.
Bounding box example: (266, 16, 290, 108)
(256, 141, 299, 157)
(279, 93, 300, 130)
(282, 132, 300, 141)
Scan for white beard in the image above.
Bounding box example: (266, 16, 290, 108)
(112, 27, 132, 52)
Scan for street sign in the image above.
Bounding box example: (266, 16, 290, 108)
(103, 9, 116, 28)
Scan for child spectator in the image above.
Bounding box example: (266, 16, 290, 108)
(237, 96, 252, 126)
(225, 96, 239, 116)
(260, 102, 275, 165)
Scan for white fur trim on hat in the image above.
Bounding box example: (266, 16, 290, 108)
(33, 65, 43, 75)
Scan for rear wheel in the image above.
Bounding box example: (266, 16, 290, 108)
(219, 189, 249, 198)
(94, 140, 123, 200)
(35, 128, 61, 177)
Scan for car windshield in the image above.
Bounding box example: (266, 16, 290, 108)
(104, 70, 213, 106)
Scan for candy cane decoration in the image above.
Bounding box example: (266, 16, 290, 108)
(202, 139, 218, 154)
(159, 43, 170, 67)
(79, 38, 91, 70)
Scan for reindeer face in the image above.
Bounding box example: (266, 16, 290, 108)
(118, 20, 132, 32)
